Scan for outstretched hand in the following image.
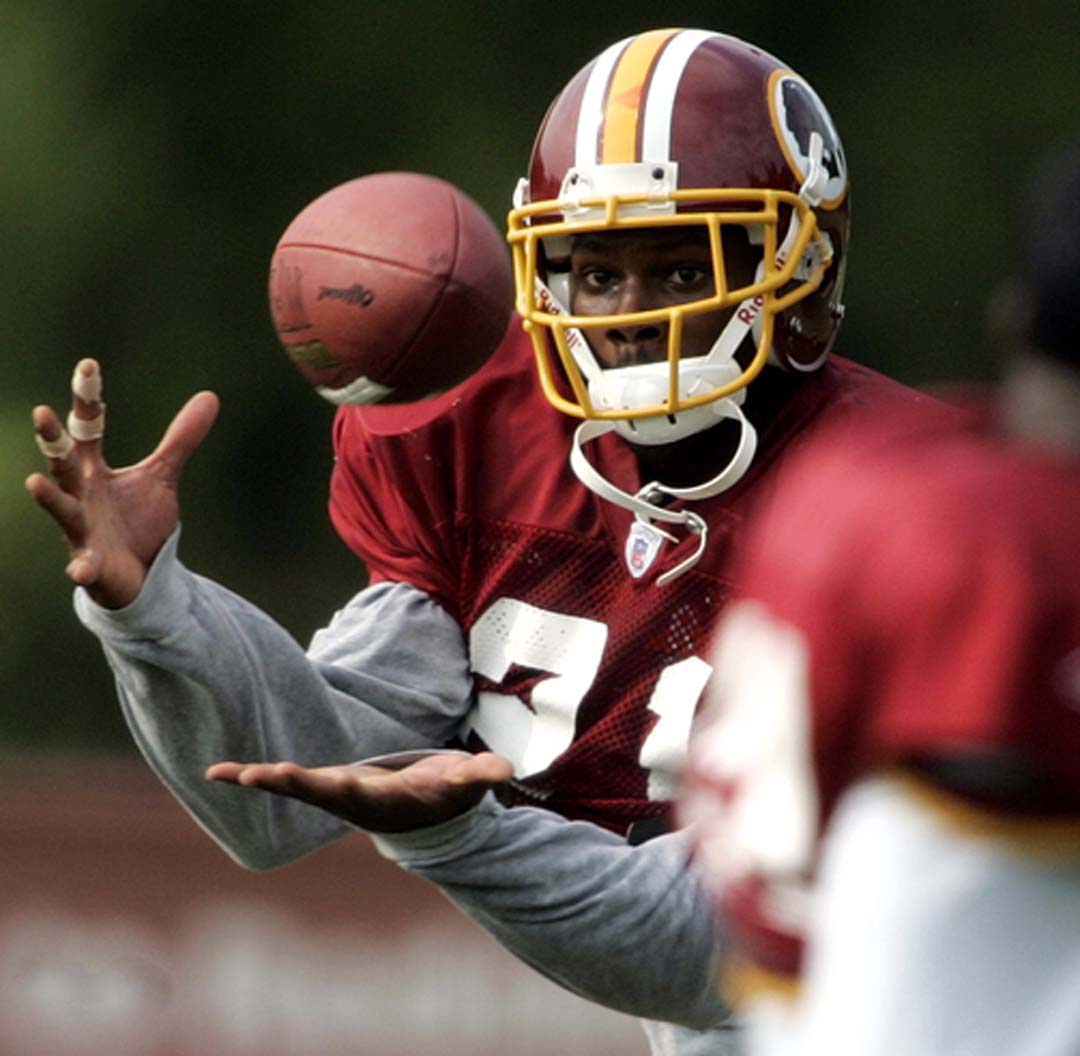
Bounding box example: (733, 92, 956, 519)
(206, 751, 515, 833)
(25, 358, 219, 609)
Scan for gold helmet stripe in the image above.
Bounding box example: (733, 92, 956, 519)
(600, 28, 681, 164)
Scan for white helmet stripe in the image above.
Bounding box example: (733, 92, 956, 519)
(574, 36, 630, 168)
(640, 30, 718, 162)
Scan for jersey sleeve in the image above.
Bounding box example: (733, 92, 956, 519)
(329, 405, 461, 612)
(755, 440, 1080, 815)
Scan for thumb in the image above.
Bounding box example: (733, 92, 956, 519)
(66, 547, 102, 588)
(153, 391, 220, 479)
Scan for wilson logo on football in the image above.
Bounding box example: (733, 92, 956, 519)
(318, 283, 376, 308)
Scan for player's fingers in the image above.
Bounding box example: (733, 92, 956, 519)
(152, 391, 219, 480)
(25, 471, 87, 540)
(245, 761, 317, 794)
(206, 760, 340, 806)
(32, 404, 83, 493)
(205, 761, 293, 788)
(205, 762, 246, 783)
(67, 358, 107, 459)
(447, 751, 514, 786)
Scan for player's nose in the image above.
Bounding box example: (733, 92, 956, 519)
(604, 281, 668, 364)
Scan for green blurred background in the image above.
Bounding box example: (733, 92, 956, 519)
(4, 0, 1078, 751)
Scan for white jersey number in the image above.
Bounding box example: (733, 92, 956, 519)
(689, 599, 819, 877)
(464, 598, 711, 797)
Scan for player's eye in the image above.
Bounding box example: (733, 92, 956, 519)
(578, 266, 617, 292)
(669, 264, 711, 289)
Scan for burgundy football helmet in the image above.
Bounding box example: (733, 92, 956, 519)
(508, 29, 850, 445)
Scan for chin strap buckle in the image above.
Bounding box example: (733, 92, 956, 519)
(654, 510, 708, 587)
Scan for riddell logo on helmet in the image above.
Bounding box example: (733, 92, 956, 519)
(537, 283, 561, 316)
(735, 298, 765, 327)
(735, 248, 789, 326)
(536, 281, 590, 358)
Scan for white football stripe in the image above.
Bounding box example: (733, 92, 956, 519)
(574, 36, 631, 168)
(640, 29, 718, 162)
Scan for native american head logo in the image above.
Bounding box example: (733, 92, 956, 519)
(770, 72, 848, 209)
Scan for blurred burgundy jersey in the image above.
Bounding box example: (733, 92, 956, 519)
(686, 404, 1080, 977)
(329, 320, 947, 834)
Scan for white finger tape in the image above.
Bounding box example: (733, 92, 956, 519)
(71, 362, 103, 403)
(67, 409, 106, 442)
(36, 429, 76, 460)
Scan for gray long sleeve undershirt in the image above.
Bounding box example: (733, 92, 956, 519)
(372, 795, 737, 1046)
(74, 528, 474, 869)
(73, 528, 736, 1052)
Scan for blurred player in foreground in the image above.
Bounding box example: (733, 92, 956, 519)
(684, 133, 1080, 1055)
(27, 29, 955, 1056)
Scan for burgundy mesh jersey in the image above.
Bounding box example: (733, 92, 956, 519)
(686, 405, 1080, 978)
(329, 321, 945, 835)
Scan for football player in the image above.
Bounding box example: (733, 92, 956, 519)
(26, 29, 954, 1056)
(253, 134, 1080, 1056)
(683, 132, 1080, 1054)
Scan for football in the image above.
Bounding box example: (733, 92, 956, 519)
(268, 172, 514, 405)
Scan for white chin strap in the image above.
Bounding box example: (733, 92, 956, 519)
(570, 403, 757, 586)
(543, 133, 831, 586)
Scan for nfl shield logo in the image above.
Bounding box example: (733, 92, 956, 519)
(625, 521, 664, 579)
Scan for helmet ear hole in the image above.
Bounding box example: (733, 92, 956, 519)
(776, 293, 842, 371)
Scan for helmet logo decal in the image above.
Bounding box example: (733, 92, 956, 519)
(769, 72, 848, 209)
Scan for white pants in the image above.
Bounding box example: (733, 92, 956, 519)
(747, 776, 1080, 1056)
